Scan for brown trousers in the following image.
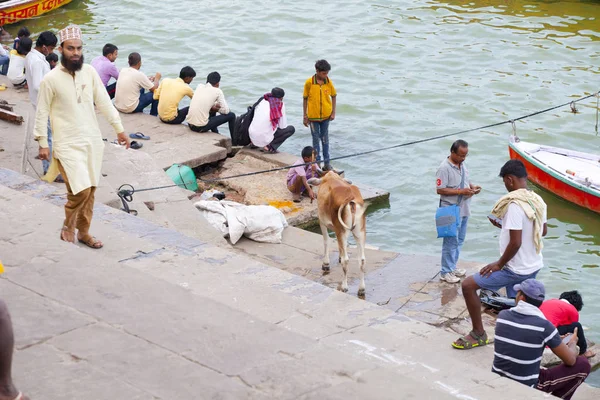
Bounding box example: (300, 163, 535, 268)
(56, 159, 96, 237)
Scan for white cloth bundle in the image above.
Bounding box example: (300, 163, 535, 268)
(194, 200, 288, 244)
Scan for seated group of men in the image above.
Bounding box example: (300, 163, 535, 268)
(90, 44, 293, 153)
(491, 280, 592, 399)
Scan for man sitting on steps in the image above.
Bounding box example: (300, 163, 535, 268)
(540, 290, 596, 359)
(91, 43, 120, 99)
(154, 66, 195, 125)
(114, 52, 161, 116)
(452, 159, 547, 350)
(249, 87, 295, 153)
(186, 71, 235, 135)
(492, 279, 590, 400)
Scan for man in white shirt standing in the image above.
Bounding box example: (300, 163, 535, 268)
(186, 71, 235, 135)
(114, 52, 160, 116)
(25, 31, 58, 175)
(249, 87, 295, 153)
(452, 159, 548, 350)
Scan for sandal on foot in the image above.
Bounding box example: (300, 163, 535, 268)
(60, 226, 75, 243)
(78, 235, 104, 249)
(452, 330, 489, 350)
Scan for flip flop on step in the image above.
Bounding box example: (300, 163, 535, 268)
(129, 132, 151, 140)
(130, 141, 143, 150)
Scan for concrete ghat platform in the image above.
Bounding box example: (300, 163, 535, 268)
(96, 113, 231, 170)
(206, 149, 390, 228)
(0, 172, 558, 400)
(233, 222, 599, 397)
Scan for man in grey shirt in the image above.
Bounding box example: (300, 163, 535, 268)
(436, 139, 481, 283)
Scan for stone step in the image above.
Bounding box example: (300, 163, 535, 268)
(96, 112, 231, 170)
(0, 156, 227, 248)
(100, 144, 227, 246)
(0, 175, 557, 399)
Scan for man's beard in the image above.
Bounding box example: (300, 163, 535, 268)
(60, 53, 84, 73)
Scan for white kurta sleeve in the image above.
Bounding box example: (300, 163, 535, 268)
(92, 68, 124, 134)
(33, 78, 53, 148)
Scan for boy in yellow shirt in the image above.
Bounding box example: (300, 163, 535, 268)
(303, 59, 337, 171)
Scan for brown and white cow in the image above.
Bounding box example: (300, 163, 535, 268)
(308, 172, 367, 296)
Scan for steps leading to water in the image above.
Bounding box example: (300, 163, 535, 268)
(0, 170, 558, 399)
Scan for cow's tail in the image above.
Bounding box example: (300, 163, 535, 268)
(338, 201, 357, 231)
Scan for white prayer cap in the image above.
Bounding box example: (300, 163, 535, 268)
(58, 25, 82, 44)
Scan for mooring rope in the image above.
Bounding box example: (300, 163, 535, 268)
(197, 91, 599, 183)
(116, 91, 600, 207)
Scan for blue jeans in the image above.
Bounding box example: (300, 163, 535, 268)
(0, 54, 8, 75)
(473, 268, 539, 298)
(134, 89, 158, 116)
(310, 119, 330, 167)
(42, 120, 52, 174)
(441, 216, 468, 275)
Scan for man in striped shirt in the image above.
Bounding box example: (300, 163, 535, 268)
(493, 279, 590, 399)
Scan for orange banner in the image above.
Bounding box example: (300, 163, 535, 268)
(0, 0, 70, 25)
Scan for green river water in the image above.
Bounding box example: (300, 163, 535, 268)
(6, 0, 600, 384)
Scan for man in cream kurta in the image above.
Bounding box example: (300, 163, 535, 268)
(34, 25, 129, 249)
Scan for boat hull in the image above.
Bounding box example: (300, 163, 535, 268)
(0, 0, 72, 26)
(508, 142, 600, 214)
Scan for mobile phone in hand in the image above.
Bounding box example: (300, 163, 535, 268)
(562, 334, 572, 344)
(488, 214, 502, 227)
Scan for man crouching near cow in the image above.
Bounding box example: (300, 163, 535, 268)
(308, 171, 367, 296)
(287, 146, 319, 203)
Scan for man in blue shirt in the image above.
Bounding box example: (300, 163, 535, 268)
(492, 279, 590, 399)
